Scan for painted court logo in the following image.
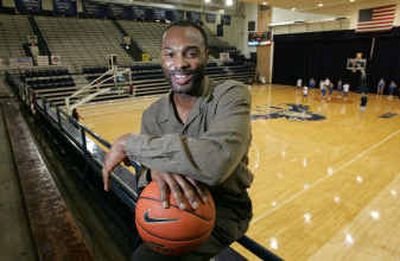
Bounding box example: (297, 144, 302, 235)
(251, 103, 326, 121)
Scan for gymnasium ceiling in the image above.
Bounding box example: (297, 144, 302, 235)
(240, 0, 398, 15)
(98, 0, 398, 16)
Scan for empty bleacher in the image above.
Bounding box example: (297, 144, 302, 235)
(0, 14, 33, 59)
(35, 16, 134, 68)
(118, 21, 168, 61)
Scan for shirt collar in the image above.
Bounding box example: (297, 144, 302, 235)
(158, 76, 215, 124)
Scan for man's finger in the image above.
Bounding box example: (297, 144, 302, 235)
(164, 174, 185, 209)
(102, 167, 109, 191)
(173, 174, 199, 209)
(155, 178, 169, 208)
(186, 176, 208, 203)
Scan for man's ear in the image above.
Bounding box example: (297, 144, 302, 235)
(204, 48, 209, 61)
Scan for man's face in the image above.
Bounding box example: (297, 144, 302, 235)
(161, 26, 208, 94)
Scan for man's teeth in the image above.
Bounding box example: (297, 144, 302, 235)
(175, 74, 188, 79)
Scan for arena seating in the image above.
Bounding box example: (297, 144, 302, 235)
(35, 16, 134, 68)
(118, 20, 168, 61)
(0, 14, 33, 59)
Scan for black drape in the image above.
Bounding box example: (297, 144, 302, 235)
(273, 28, 400, 93)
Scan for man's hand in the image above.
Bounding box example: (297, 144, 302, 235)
(151, 171, 209, 210)
(102, 134, 132, 191)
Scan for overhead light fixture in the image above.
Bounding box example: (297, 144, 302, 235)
(317, 2, 324, 7)
(349, 0, 355, 2)
(226, 0, 233, 7)
(261, 1, 268, 5)
(205, 0, 211, 3)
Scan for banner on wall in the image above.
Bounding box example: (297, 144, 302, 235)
(53, 0, 77, 16)
(152, 7, 166, 21)
(83, 0, 107, 18)
(187, 11, 201, 23)
(166, 10, 184, 22)
(132, 5, 145, 20)
(14, 0, 42, 14)
(222, 15, 231, 25)
(206, 13, 216, 23)
(107, 3, 125, 19)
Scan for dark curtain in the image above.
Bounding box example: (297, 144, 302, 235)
(273, 28, 400, 93)
(369, 34, 400, 92)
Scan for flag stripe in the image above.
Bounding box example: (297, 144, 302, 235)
(356, 4, 396, 32)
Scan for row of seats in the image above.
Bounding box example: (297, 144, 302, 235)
(26, 76, 73, 85)
(24, 69, 70, 78)
(0, 14, 33, 59)
(28, 79, 75, 90)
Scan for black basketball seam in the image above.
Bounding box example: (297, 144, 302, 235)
(136, 219, 212, 242)
(138, 196, 214, 222)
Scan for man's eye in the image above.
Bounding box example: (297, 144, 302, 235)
(187, 52, 199, 58)
(163, 52, 173, 58)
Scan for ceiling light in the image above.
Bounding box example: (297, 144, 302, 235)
(349, 0, 355, 2)
(317, 2, 324, 7)
(226, 0, 233, 7)
(261, 1, 268, 5)
(205, 0, 211, 3)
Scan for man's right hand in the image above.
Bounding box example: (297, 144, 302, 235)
(151, 171, 209, 210)
(102, 134, 131, 191)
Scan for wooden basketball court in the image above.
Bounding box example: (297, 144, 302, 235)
(78, 84, 400, 260)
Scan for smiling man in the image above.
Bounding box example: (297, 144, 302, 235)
(102, 21, 253, 260)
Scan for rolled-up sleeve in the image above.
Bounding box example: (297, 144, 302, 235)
(126, 84, 251, 186)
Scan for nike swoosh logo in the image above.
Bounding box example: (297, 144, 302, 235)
(144, 210, 179, 224)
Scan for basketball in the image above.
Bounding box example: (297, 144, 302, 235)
(135, 181, 216, 256)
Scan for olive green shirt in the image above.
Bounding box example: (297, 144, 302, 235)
(126, 78, 253, 196)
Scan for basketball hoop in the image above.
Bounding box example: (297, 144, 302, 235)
(347, 52, 366, 73)
(346, 58, 366, 73)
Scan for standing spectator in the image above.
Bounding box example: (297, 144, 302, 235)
(359, 69, 368, 112)
(309, 78, 316, 89)
(388, 80, 397, 97)
(343, 82, 350, 97)
(337, 79, 343, 93)
(320, 79, 326, 98)
(377, 78, 385, 95)
(296, 78, 303, 88)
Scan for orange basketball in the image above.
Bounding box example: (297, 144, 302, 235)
(135, 181, 216, 256)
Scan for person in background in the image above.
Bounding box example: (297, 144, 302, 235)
(343, 82, 350, 97)
(309, 78, 316, 89)
(337, 79, 343, 93)
(296, 78, 303, 89)
(359, 69, 368, 112)
(377, 78, 385, 95)
(388, 80, 397, 98)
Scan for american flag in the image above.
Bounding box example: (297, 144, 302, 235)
(356, 4, 397, 32)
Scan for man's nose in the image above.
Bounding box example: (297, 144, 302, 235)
(173, 54, 189, 69)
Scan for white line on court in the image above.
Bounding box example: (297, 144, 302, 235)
(251, 128, 400, 225)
